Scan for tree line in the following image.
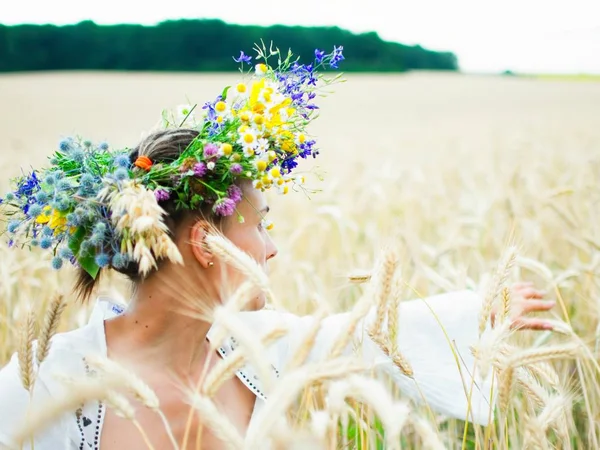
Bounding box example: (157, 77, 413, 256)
(0, 19, 459, 72)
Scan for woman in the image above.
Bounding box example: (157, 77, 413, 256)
(0, 47, 553, 449)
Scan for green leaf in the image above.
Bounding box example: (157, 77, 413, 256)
(221, 86, 231, 100)
(68, 226, 100, 279)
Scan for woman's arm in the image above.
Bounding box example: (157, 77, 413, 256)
(278, 285, 551, 426)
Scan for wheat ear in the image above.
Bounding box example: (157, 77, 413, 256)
(36, 294, 65, 366)
(479, 246, 517, 336)
(18, 310, 36, 392)
(202, 326, 287, 397)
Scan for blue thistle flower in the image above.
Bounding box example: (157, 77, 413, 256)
(54, 171, 64, 180)
(83, 140, 92, 148)
(4, 192, 15, 202)
(93, 222, 107, 236)
(80, 174, 94, 189)
(44, 174, 56, 186)
(113, 154, 131, 168)
(35, 191, 49, 203)
(40, 237, 53, 249)
(7, 220, 20, 233)
(97, 142, 109, 151)
(89, 233, 106, 246)
(71, 148, 85, 164)
(58, 139, 72, 152)
(56, 179, 71, 192)
(66, 213, 80, 227)
(112, 253, 128, 269)
(95, 253, 110, 268)
(42, 226, 54, 237)
(49, 157, 59, 165)
(28, 203, 43, 218)
(59, 247, 74, 259)
(80, 240, 93, 254)
(114, 168, 129, 181)
(30, 239, 39, 247)
(51, 256, 63, 270)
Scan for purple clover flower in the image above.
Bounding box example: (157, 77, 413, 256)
(213, 197, 236, 216)
(227, 185, 243, 204)
(193, 162, 207, 177)
(230, 163, 243, 175)
(233, 51, 252, 64)
(154, 189, 170, 202)
(203, 143, 219, 159)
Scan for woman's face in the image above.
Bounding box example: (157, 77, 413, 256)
(216, 186, 278, 310)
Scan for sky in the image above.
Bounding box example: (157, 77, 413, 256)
(2, 0, 600, 74)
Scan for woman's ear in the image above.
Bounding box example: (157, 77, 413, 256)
(189, 220, 214, 268)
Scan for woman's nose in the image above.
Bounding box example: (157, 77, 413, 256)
(266, 234, 278, 260)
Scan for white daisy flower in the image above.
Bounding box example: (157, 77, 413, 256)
(256, 138, 270, 154)
(238, 128, 258, 154)
(207, 161, 216, 170)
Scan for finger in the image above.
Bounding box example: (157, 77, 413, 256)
(511, 317, 554, 331)
(514, 287, 546, 299)
(521, 300, 555, 313)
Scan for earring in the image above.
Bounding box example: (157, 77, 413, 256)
(207, 261, 214, 268)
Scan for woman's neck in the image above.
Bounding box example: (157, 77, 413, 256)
(104, 283, 214, 375)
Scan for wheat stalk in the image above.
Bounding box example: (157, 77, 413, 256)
(202, 326, 287, 397)
(189, 393, 244, 450)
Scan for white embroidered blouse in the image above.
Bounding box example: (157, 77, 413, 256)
(0, 290, 494, 449)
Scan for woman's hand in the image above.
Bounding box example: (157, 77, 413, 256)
(494, 282, 556, 331)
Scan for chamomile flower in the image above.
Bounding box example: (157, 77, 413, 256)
(176, 104, 195, 125)
(238, 128, 258, 153)
(255, 63, 267, 76)
(256, 138, 270, 154)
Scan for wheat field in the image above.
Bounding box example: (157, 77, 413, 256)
(1, 71, 600, 449)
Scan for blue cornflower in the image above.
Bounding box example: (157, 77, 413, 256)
(51, 256, 63, 270)
(233, 51, 252, 64)
(7, 220, 20, 233)
(113, 154, 131, 168)
(114, 168, 129, 182)
(35, 191, 49, 203)
(95, 253, 110, 268)
(97, 142, 109, 151)
(28, 203, 43, 218)
(315, 49, 325, 64)
(59, 247, 74, 259)
(330, 45, 345, 68)
(40, 237, 53, 249)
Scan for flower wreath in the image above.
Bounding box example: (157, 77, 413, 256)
(0, 43, 345, 279)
